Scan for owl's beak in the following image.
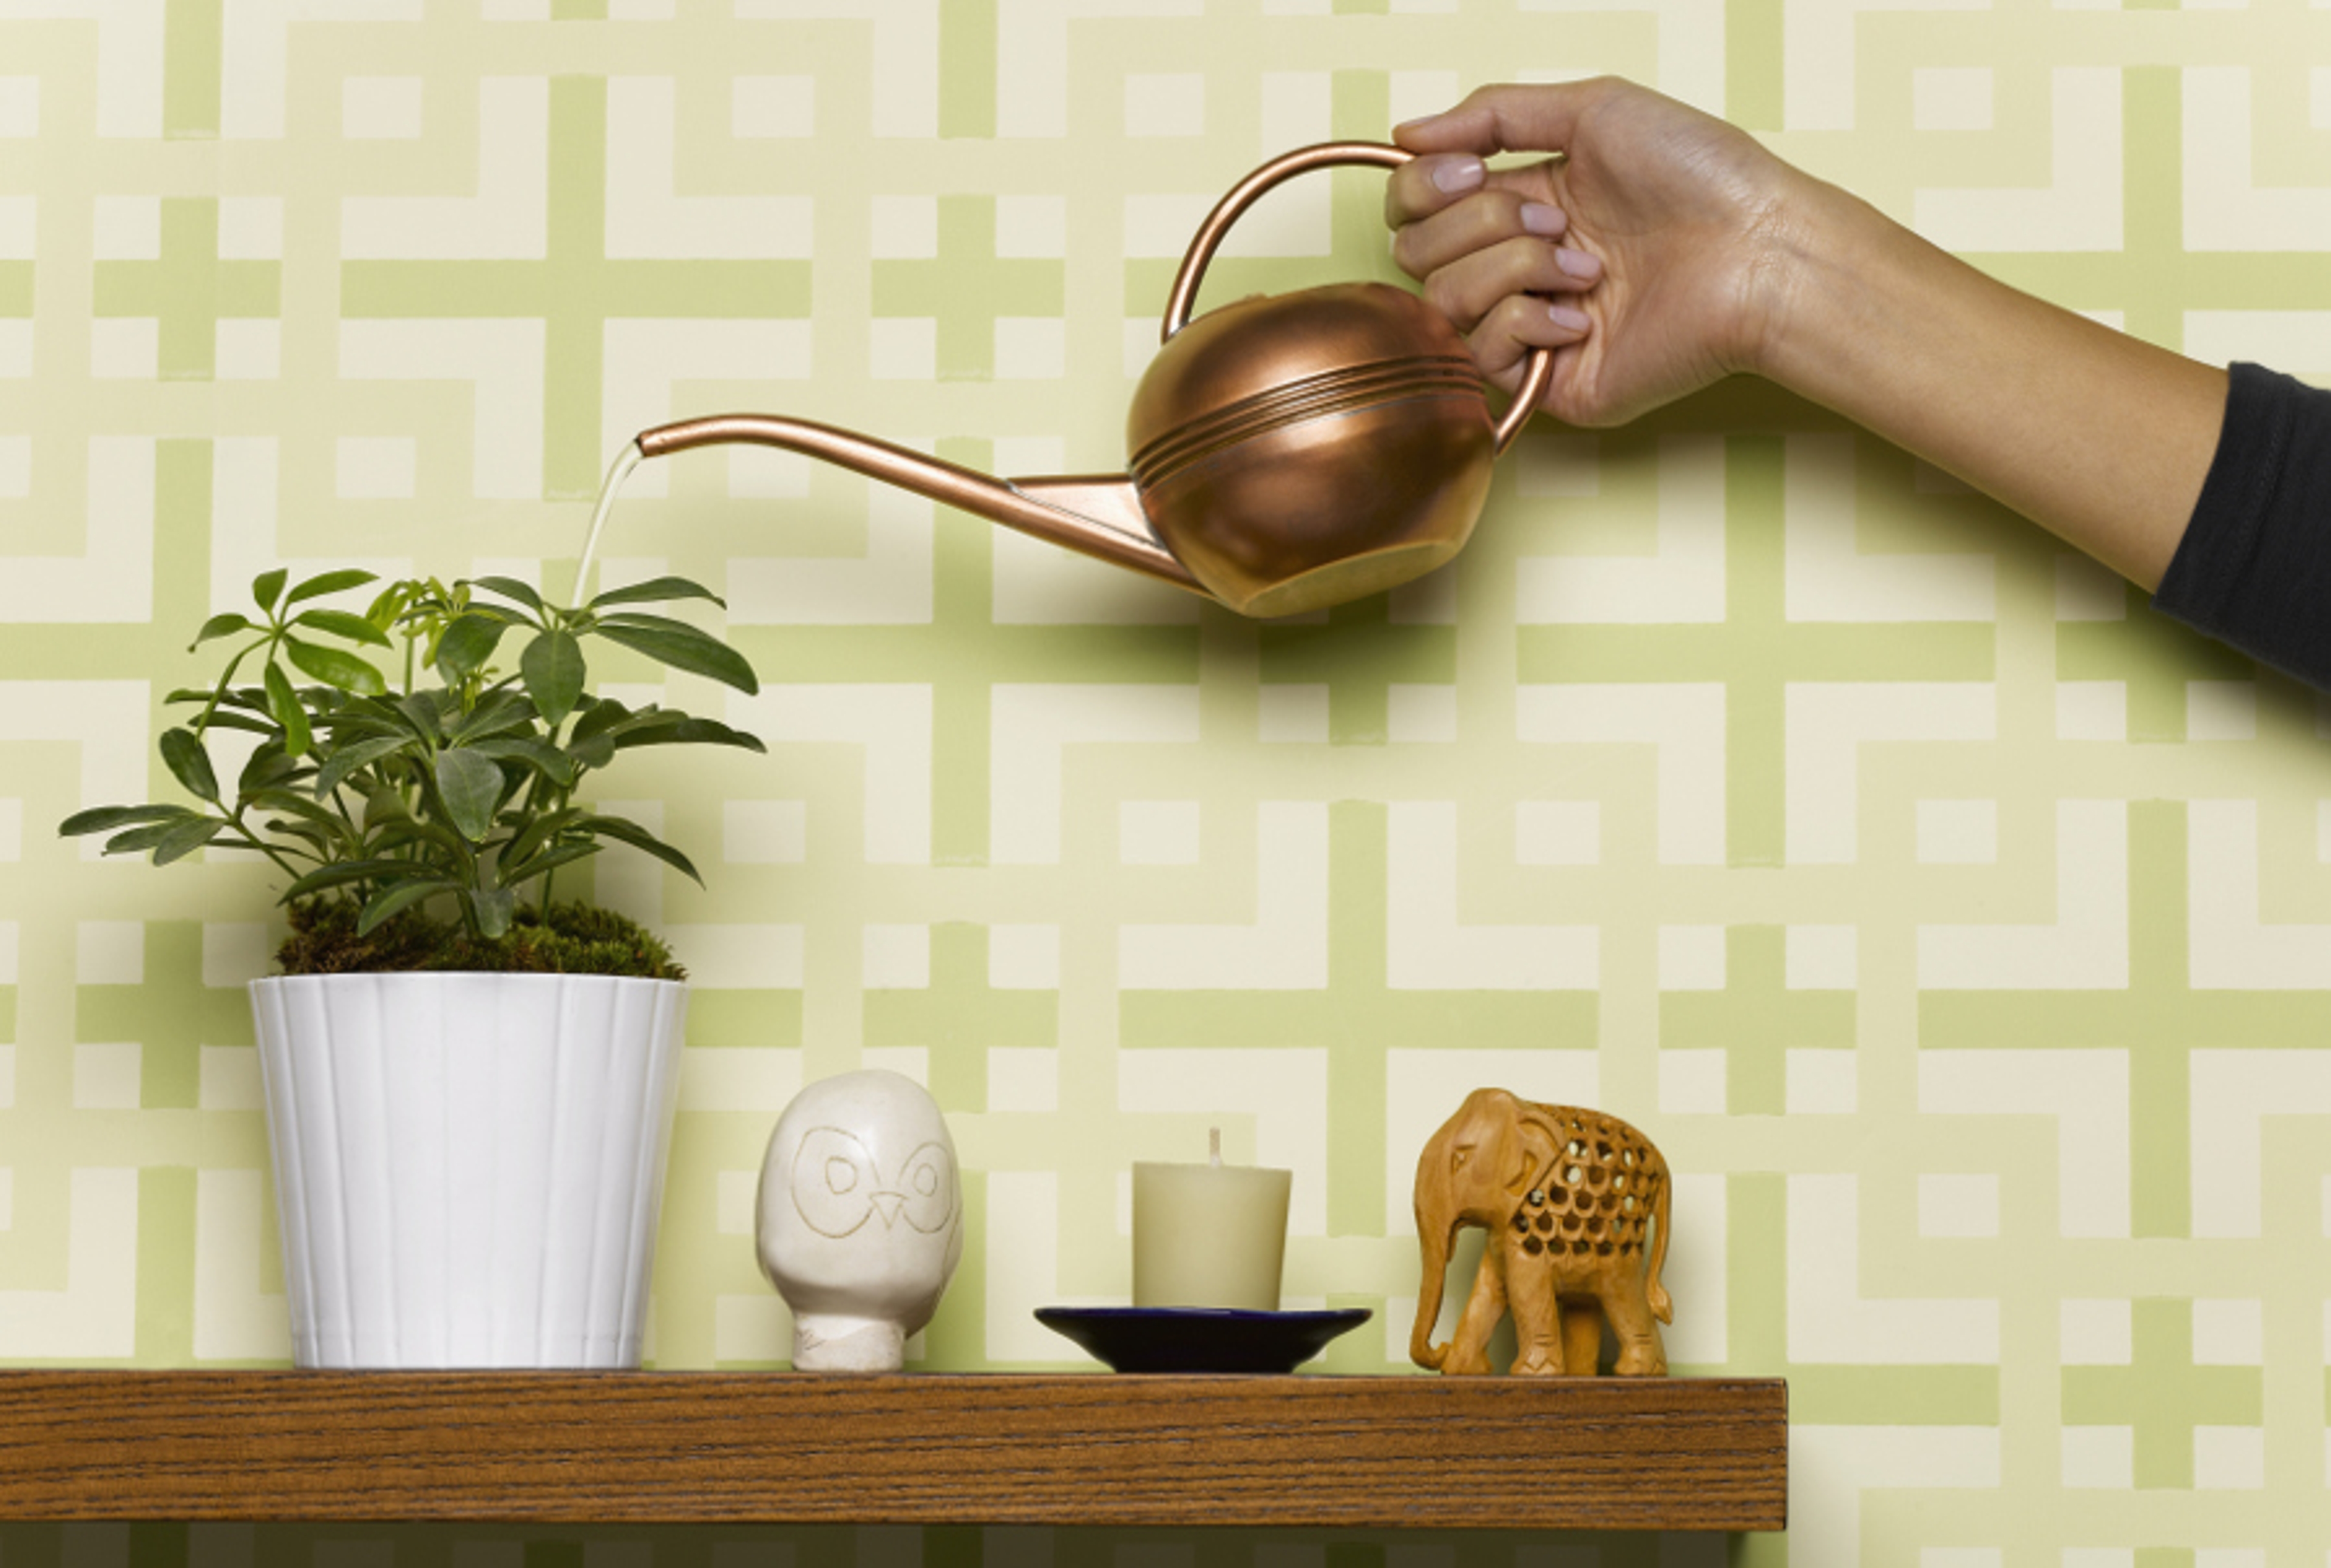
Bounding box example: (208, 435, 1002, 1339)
(869, 1191, 906, 1228)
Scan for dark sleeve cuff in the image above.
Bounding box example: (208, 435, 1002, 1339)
(2153, 361, 2331, 689)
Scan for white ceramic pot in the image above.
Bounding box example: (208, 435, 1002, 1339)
(248, 971, 687, 1369)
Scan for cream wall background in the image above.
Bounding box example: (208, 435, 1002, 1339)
(4, 0, 2330, 1564)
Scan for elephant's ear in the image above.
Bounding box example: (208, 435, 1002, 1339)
(1506, 1113, 1564, 1196)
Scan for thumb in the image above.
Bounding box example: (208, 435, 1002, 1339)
(1394, 80, 1595, 158)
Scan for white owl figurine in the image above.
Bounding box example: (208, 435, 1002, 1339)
(756, 1068, 965, 1371)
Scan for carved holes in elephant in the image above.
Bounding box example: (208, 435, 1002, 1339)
(1538, 1118, 1669, 1267)
(1537, 1131, 1660, 1263)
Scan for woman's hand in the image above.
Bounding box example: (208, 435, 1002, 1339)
(1386, 76, 1806, 429)
(1386, 75, 2227, 589)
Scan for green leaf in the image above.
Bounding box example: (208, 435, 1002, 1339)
(59, 804, 195, 838)
(151, 816, 226, 866)
(104, 820, 197, 855)
(190, 613, 253, 650)
(395, 691, 443, 742)
(498, 838, 601, 890)
(600, 707, 684, 739)
(580, 812, 704, 885)
(406, 813, 475, 858)
(465, 886, 517, 940)
(256, 784, 338, 823)
(315, 697, 408, 739)
(313, 735, 418, 800)
(184, 709, 280, 738)
(244, 782, 317, 813)
(170, 685, 277, 721)
(254, 813, 344, 862)
(356, 877, 452, 936)
(447, 689, 536, 744)
(280, 857, 429, 902)
(237, 745, 301, 798)
(364, 829, 425, 864)
(433, 613, 507, 682)
(251, 789, 350, 833)
(283, 568, 379, 608)
(568, 696, 632, 742)
(587, 575, 726, 612)
(445, 604, 537, 634)
(558, 699, 622, 769)
(252, 568, 288, 614)
(501, 805, 584, 873)
(591, 616, 759, 694)
(291, 608, 394, 648)
(521, 628, 586, 727)
(284, 636, 388, 697)
(464, 736, 578, 787)
(260, 820, 336, 857)
(359, 782, 413, 831)
(609, 714, 767, 754)
(433, 748, 504, 843)
(265, 662, 312, 758)
(159, 727, 220, 803)
(465, 575, 546, 617)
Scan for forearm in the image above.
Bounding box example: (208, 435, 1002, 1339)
(1755, 177, 2227, 591)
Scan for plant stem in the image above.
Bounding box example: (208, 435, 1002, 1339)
(194, 638, 266, 736)
(225, 814, 313, 884)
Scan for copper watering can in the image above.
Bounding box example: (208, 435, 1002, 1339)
(633, 143, 1555, 619)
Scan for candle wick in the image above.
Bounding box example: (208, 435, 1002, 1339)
(1209, 1127, 1222, 1167)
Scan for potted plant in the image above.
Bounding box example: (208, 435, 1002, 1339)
(60, 566, 762, 1369)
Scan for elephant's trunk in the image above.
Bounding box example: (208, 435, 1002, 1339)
(1411, 1196, 1454, 1370)
(1399, 1150, 1454, 1369)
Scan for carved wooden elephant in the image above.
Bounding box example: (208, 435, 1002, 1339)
(1411, 1088, 1672, 1376)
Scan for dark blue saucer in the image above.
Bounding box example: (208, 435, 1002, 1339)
(1034, 1305, 1372, 1373)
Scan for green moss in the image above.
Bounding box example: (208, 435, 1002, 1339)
(276, 898, 684, 981)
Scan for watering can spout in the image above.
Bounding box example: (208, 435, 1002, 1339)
(635, 414, 1204, 596)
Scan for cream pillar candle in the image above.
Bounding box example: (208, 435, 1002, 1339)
(1132, 1128, 1293, 1311)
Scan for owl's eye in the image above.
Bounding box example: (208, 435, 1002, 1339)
(897, 1142, 957, 1234)
(792, 1127, 880, 1238)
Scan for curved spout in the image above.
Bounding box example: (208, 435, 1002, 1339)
(635, 413, 1206, 596)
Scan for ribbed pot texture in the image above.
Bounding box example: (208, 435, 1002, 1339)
(248, 972, 687, 1369)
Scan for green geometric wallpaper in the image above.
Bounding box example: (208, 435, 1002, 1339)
(4, 2, 2331, 1565)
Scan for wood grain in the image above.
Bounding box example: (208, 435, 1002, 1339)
(0, 1371, 1786, 1532)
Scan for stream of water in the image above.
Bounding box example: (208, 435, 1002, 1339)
(572, 440, 643, 606)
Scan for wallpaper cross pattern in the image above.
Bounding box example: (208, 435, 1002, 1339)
(5, 2, 2331, 1565)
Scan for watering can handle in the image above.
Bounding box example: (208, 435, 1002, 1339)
(1159, 141, 1558, 456)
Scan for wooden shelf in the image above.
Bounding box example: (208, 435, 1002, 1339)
(0, 1371, 1784, 1533)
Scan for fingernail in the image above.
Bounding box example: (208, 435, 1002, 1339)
(1556, 247, 1601, 280)
(1521, 203, 1566, 237)
(1549, 304, 1592, 332)
(1430, 156, 1485, 194)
